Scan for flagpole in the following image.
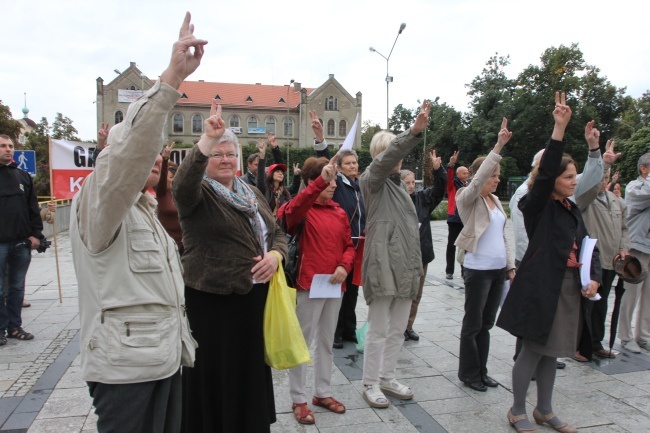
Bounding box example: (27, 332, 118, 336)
(49, 138, 63, 303)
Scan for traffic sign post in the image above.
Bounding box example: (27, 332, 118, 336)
(14, 150, 36, 176)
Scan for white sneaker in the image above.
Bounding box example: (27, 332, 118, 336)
(379, 379, 413, 400)
(622, 340, 642, 353)
(363, 385, 389, 408)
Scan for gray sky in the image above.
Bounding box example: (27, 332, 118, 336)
(2, 0, 648, 141)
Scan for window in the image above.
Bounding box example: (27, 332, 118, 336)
(173, 114, 183, 133)
(192, 115, 203, 134)
(246, 96, 253, 102)
(115, 110, 124, 124)
(215, 94, 222, 100)
(265, 117, 276, 134)
(248, 116, 258, 129)
(325, 96, 339, 111)
(229, 115, 240, 128)
(278, 97, 285, 103)
(339, 120, 347, 136)
(327, 119, 335, 136)
(283, 118, 293, 137)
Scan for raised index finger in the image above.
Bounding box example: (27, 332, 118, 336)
(501, 117, 508, 130)
(329, 153, 339, 166)
(216, 104, 222, 119)
(210, 99, 217, 116)
(555, 91, 560, 106)
(179, 12, 191, 39)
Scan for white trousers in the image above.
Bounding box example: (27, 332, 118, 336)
(289, 291, 342, 403)
(619, 250, 650, 343)
(362, 295, 411, 386)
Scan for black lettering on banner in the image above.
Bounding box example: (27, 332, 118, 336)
(73, 146, 86, 167)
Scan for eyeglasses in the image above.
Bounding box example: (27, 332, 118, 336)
(210, 153, 238, 160)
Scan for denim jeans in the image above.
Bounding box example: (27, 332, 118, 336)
(458, 267, 505, 383)
(0, 241, 32, 332)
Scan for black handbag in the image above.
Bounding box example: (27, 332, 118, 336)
(283, 219, 305, 288)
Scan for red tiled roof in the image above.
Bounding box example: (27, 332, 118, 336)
(175, 81, 313, 109)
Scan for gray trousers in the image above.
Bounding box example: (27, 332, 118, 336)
(88, 369, 181, 433)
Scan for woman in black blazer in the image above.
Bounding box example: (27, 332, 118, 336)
(497, 93, 601, 433)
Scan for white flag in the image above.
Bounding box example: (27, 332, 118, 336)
(340, 114, 359, 151)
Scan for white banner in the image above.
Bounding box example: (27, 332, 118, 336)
(118, 89, 144, 103)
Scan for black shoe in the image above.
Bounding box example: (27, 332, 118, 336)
(556, 360, 566, 369)
(333, 337, 344, 349)
(464, 380, 487, 392)
(481, 375, 498, 387)
(403, 330, 410, 341)
(405, 329, 419, 341)
(445, 273, 453, 280)
(342, 334, 358, 344)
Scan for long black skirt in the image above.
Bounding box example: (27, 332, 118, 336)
(181, 284, 276, 433)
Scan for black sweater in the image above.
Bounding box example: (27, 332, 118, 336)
(0, 162, 43, 242)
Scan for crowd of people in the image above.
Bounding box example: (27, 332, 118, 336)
(1, 12, 646, 433)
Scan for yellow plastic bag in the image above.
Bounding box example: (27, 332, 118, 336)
(263, 251, 311, 370)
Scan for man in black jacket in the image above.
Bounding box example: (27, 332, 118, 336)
(0, 134, 43, 345)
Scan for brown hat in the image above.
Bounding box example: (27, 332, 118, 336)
(612, 254, 648, 284)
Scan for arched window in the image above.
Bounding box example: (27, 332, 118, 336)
(115, 110, 124, 124)
(339, 120, 347, 136)
(173, 114, 183, 133)
(248, 116, 258, 132)
(325, 96, 339, 111)
(327, 119, 335, 136)
(229, 115, 240, 128)
(283, 118, 293, 137)
(265, 117, 276, 134)
(334, 98, 338, 110)
(192, 115, 203, 134)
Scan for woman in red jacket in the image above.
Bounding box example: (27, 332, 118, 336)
(277, 155, 356, 425)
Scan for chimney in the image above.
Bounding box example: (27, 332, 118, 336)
(329, 74, 334, 79)
(130, 62, 136, 68)
(294, 82, 301, 92)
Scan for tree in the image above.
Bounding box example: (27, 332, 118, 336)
(0, 100, 23, 141)
(360, 120, 382, 149)
(25, 117, 51, 197)
(388, 104, 414, 133)
(616, 126, 650, 184)
(51, 113, 79, 141)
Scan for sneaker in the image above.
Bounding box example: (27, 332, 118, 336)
(445, 273, 453, 280)
(379, 379, 413, 400)
(622, 339, 641, 353)
(363, 385, 389, 408)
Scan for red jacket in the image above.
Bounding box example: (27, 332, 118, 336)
(278, 176, 356, 291)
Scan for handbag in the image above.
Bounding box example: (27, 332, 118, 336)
(282, 218, 305, 288)
(263, 251, 311, 370)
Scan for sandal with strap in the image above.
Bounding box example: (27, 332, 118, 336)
(7, 327, 33, 341)
(312, 396, 346, 414)
(291, 402, 315, 425)
(363, 384, 389, 408)
(507, 409, 537, 432)
(532, 408, 577, 433)
(0, 335, 7, 346)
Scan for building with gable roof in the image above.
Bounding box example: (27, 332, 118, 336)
(97, 64, 362, 150)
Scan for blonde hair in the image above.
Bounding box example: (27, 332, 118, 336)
(400, 169, 415, 180)
(369, 131, 396, 159)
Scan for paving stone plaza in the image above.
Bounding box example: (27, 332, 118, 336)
(1, 220, 649, 433)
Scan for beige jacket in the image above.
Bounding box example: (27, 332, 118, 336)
(454, 151, 514, 270)
(70, 81, 196, 384)
(360, 129, 423, 305)
(576, 181, 630, 270)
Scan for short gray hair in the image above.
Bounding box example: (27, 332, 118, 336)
(638, 153, 650, 175)
(369, 131, 396, 159)
(217, 129, 239, 146)
(400, 169, 414, 180)
(337, 148, 358, 162)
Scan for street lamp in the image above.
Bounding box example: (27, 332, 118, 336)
(369, 22, 406, 130)
(286, 79, 294, 184)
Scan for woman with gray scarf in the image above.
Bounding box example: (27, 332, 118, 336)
(173, 102, 287, 433)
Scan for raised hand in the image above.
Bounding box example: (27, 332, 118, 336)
(321, 153, 339, 183)
(162, 140, 174, 159)
(204, 100, 226, 141)
(329, 265, 348, 285)
(160, 12, 209, 89)
(449, 150, 459, 166)
(257, 138, 267, 158)
(584, 120, 600, 150)
(309, 110, 324, 142)
(97, 122, 109, 149)
(411, 99, 431, 136)
(430, 149, 442, 170)
(267, 133, 277, 149)
(293, 163, 301, 176)
(603, 140, 621, 165)
(552, 92, 572, 140)
(611, 171, 620, 183)
(494, 117, 512, 152)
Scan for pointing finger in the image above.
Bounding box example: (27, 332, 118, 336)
(501, 117, 508, 130)
(210, 99, 217, 116)
(216, 104, 222, 119)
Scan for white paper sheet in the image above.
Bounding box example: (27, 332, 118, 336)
(339, 114, 359, 151)
(309, 274, 342, 298)
(579, 236, 601, 301)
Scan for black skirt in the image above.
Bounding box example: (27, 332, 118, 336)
(181, 284, 276, 433)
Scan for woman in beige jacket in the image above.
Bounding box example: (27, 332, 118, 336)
(455, 118, 515, 392)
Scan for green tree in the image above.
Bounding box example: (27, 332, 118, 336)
(616, 126, 650, 184)
(25, 117, 51, 197)
(0, 100, 23, 141)
(51, 113, 79, 141)
(361, 120, 382, 149)
(388, 104, 414, 133)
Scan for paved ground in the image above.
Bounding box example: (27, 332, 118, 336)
(1, 220, 649, 433)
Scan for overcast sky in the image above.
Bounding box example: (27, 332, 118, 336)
(2, 0, 648, 141)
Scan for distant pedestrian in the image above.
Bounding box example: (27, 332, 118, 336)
(445, 151, 468, 280)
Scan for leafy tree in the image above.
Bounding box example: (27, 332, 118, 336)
(0, 100, 23, 141)
(616, 126, 650, 184)
(361, 120, 382, 149)
(388, 104, 414, 133)
(25, 117, 51, 197)
(51, 113, 79, 141)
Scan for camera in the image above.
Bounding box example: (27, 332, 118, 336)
(14, 238, 52, 253)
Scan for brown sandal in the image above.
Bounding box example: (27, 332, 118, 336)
(292, 402, 315, 424)
(7, 327, 33, 341)
(312, 396, 346, 414)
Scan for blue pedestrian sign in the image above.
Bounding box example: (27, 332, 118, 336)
(14, 150, 36, 176)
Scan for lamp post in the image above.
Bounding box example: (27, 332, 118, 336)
(286, 79, 294, 184)
(369, 22, 406, 130)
